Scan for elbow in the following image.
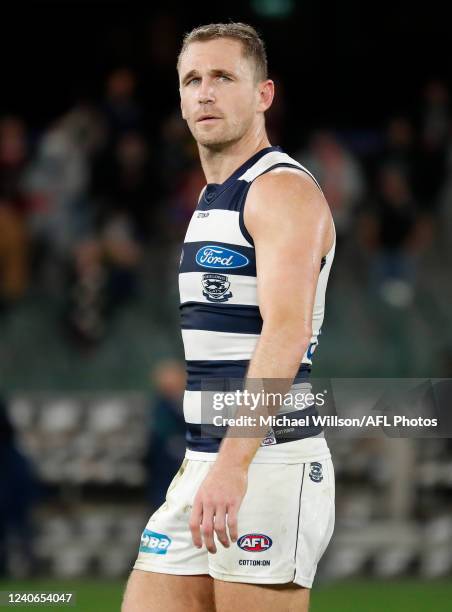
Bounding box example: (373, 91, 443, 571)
(262, 319, 313, 358)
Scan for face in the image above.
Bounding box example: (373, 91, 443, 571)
(179, 38, 273, 149)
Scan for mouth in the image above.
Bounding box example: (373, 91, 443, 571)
(197, 116, 221, 123)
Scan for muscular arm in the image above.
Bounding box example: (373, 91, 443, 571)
(216, 168, 334, 468)
(190, 168, 334, 552)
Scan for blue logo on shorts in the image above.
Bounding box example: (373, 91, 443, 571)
(139, 529, 172, 555)
(196, 245, 249, 269)
(309, 462, 323, 483)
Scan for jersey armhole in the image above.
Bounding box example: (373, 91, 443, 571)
(197, 185, 207, 205)
(238, 162, 323, 247)
(238, 182, 255, 246)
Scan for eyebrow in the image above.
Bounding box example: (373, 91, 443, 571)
(181, 68, 236, 85)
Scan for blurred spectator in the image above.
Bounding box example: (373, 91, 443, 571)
(296, 130, 365, 245)
(0, 117, 30, 210)
(420, 80, 450, 152)
(65, 213, 142, 347)
(359, 164, 432, 307)
(0, 117, 30, 307)
(160, 109, 205, 242)
(437, 131, 452, 253)
(378, 117, 418, 186)
(160, 109, 198, 183)
(23, 105, 105, 264)
(0, 398, 41, 577)
(91, 130, 163, 241)
(146, 14, 179, 69)
(102, 68, 143, 142)
(414, 80, 450, 210)
(0, 203, 29, 309)
(166, 165, 206, 242)
(144, 360, 186, 508)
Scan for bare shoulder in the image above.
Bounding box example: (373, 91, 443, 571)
(244, 167, 335, 252)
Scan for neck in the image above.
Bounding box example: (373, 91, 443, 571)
(198, 129, 272, 185)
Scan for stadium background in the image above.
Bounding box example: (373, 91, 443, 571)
(1, 0, 452, 609)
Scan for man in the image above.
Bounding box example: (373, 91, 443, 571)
(123, 22, 336, 612)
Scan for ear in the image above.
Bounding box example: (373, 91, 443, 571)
(257, 79, 275, 113)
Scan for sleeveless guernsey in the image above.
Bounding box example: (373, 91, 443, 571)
(178, 145, 335, 457)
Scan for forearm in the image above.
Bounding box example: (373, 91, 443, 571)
(215, 321, 311, 472)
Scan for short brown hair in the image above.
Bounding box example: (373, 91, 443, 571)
(177, 22, 268, 82)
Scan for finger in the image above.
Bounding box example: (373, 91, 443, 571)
(189, 499, 203, 548)
(227, 503, 239, 543)
(214, 505, 230, 549)
(201, 503, 216, 553)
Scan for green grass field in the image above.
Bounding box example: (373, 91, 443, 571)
(1, 579, 452, 611)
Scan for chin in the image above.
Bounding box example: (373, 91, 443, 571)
(197, 136, 226, 147)
(195, 135, 225, 148)
(195, 130, 238, 149)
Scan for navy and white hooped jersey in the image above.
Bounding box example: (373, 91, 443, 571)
(179, 145, 336, 454)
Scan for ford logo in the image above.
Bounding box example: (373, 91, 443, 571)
(195, 245, 249, 269)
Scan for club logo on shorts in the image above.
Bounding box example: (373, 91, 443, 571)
(237, 534, 273, 552)
(261, 428, 277, 446)
(309, 462, 323, 483)
(139, 529, 172, 555)
(202, 273, 232, 302)
(196, 245, 249, 269)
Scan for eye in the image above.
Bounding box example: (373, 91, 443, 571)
(218, 75, 231, 81)
(187, 77, 200, 85)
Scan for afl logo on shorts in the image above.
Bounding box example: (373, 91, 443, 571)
(202, 273, 233, 303)
(238, 534, 273, 552)
(309, 462, 323, 483)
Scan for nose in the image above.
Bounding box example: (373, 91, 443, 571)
(197, 78, 215, 104)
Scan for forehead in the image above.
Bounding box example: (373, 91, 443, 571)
(179, 38, 253, 77)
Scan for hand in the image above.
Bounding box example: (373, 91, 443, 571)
(189, 464, 248, 553)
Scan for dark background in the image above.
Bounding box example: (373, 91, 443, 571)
(2, 1, 451, 131)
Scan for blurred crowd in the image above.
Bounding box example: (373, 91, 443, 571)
(1, 68, 451, 343)
(3, 375, 452, 579)
(0, 65, 194, 345)
(0, 359, 187, 578)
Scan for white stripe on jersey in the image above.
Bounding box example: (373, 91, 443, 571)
(184, 209, 253, 247)
(238, 151, 320, 188)
(179, 272, 258, 306)
(181, 329, 259, 361)
(183, 390, 202, 424)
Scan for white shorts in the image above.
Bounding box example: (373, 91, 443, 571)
(134, 441, 335, 588)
